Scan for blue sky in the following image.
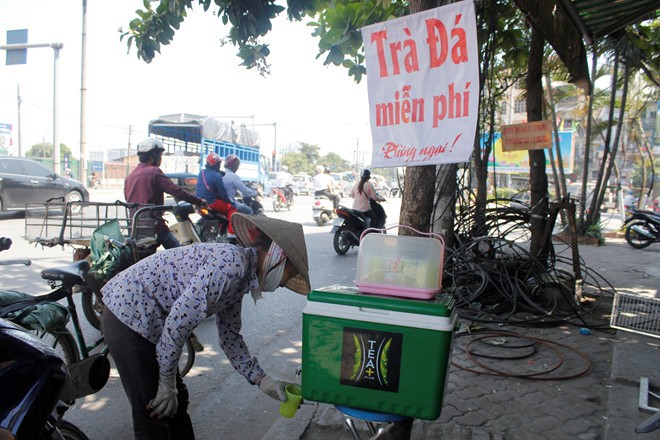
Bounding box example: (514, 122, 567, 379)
(0, 1, 372, 163)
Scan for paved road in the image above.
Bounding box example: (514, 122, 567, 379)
(0, 188, 402, 440)
(5, 190, 658, 440)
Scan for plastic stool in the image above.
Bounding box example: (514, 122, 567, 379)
(334, 405, 412, 440)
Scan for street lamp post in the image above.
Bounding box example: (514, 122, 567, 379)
(1, 41, 64, 173)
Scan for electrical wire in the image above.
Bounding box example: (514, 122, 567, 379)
(445, 199, 616, 328)
(451, 330, 593, 380)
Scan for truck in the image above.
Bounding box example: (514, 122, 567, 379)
(147, 113, 269, 192)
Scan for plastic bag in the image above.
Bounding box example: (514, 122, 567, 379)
(0, 289, 69, 331)
(89, 219, 134, 281)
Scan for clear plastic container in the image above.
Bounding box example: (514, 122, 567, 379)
(355, 227, 445, 299)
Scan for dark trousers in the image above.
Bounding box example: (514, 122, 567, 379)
(361, 209, 378, 228)
(315, 190, 339, 209)
(103, 309, 195, 440)
(281, 186, 294, 203)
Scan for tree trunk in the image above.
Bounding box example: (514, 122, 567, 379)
(593, 59, 629, 221)
(400, 165, 438, 235)
(527, 30, 549, 259)
(545, 72, 568, 200)
(432, 164, 458, 247)
(578, 50, 598, 227)
(587, 48, 619, 226)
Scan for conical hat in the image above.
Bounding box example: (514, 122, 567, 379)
(232, 213, 310, 295)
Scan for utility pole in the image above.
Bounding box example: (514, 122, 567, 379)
(79, 0, 88, 183)
(16, 83, 22, 156)
(126, 125, 132, 177)
(52, 43, 63, 174)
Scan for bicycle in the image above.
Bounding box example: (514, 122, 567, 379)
(0, 236, 196, 377)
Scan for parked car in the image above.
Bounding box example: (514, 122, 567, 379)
(294, 174, 313, 195)
(330, 173, 353, 197)
(0, 156, 89, 211)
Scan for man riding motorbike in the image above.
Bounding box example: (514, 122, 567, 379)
(124, 137, 206, 249)
(272, 167, 295, 204)
(313, 165, 340, 210)
(196, 153, 237, 241)
(222, 154, 259, 215)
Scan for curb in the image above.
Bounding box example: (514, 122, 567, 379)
(262, 403, 316, 440)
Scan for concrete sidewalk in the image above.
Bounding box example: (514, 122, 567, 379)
(264, 232, 660, 439)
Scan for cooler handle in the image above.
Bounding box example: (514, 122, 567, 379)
(359, 224, 446, 291)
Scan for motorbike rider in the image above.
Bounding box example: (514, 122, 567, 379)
(272, 167, 295, 204)
(101, 213, 311, 440)
(196, 153, 238, 241)
(124, 137, 206, 249)
(222, 154, 259, 215)
(623, 190, 636, 213)
(313, 165, 340, 210)
(350, 168, 386, 228)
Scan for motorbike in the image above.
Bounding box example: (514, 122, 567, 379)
(171, 201, 230, 244)
(623, 208, 660, 249)
(238, 182, 265, 215)
(271, 185, 294, 212)
(312, 193, 335, 226)
(0, 318, 91, 440)
(0, 238, 97, 440)
(331, 202, 386, 255)
(87, 174, 100, 188)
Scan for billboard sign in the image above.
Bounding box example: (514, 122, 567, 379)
(485, 131, 574, 174)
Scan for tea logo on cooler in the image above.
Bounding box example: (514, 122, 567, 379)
(340, 327, 402, 392)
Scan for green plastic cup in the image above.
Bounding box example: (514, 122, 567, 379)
(279, 384, 303, 418)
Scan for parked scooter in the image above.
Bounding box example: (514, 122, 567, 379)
(271, 185, 294, 212)
(331, 202, 386, 255)
(623, 208, 660, 249)
(312, 194, 335, 226)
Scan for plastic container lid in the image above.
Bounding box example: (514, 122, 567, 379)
(355, 231, 445, 297)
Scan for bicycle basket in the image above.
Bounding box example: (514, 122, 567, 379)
(0, 290, 69, 332)
(89, 220, 134, 282)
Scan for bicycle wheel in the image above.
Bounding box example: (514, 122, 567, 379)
(33, 327, 80, 365)
(80, 275, 107, 330)
(57, 420, 90, 440)
(179, 338, 195, 377)
(81, 290, 104, 330)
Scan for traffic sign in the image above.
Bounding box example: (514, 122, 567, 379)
(6, 29, 28, 65)
(91, 161, 104, 172)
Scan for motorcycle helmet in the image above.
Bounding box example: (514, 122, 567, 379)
(361, 168, 371, 179)
(206, 153, 222, 169)
(315, 165, 325, 174)
(137, 137, 165, 154)
(225, 154, 240, 172)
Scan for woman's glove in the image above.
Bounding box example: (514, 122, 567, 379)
(147, 374, 178, 419)
(258, 375, 289, 401)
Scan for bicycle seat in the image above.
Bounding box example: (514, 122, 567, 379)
(41, 260, 90, 285)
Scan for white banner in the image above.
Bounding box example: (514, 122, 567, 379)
(361, 1, 479, 168)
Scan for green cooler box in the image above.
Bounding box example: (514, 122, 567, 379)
(302, 285, 456, 420)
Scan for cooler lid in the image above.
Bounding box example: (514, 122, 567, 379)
(309, 285, 454, 317)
